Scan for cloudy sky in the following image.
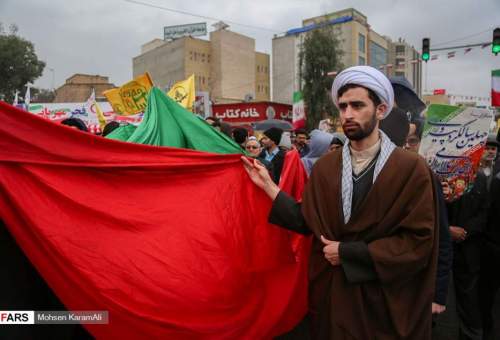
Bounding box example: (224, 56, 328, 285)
(1, 0, 499, 97)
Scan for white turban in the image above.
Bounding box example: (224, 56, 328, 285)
(331, 65, 394, 119)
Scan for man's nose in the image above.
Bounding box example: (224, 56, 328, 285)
(343, 105, 355, 119)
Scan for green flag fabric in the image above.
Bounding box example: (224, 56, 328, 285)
(107, 124, 137, 141)
(107, 87, 243, 154)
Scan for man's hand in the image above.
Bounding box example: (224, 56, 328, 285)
(320, 235, 341, 266)
(449, 226, 467, 242)
(432, 303, 446, 314)
(441, 182, 451, 200)
(241, 156, 280, 200)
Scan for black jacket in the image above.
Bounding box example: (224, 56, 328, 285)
(260, 148, 287, 184)
(446, 172, 489, 270)
(432, 175, 453, 305)
(484, 172, 500, 252)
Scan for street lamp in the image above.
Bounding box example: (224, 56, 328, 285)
(48, 67, 55, 90)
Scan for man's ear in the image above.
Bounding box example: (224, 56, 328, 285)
(376, 103, 388, 120)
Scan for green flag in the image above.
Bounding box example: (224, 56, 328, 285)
(107, 87, 243, 154)
(107, 124, 137, 141)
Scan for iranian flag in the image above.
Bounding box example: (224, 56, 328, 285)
(292, 91, 306, 129)
(492, 69, 500, 107)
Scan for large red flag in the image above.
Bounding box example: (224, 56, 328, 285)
(0, 101, 310, 339)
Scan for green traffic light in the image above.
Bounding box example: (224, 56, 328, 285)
(422, 52, 430, 61)
(493, 44, 500, 54)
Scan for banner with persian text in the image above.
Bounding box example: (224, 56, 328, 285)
(27, 102, 143, 125)
(419, 104, 493, 201)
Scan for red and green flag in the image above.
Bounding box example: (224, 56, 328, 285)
(0, 96, 309, 339)
(492, 69, 500, 107)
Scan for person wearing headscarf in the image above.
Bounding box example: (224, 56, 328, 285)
(243, 65, 438, 339)
(278, 131, 293, 151)
(301, 129, 333, 176)
(328, 132, 346, 152)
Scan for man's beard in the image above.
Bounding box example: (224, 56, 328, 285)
(342, 113, 377, 141)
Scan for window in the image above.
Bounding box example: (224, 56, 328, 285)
(207, 54, 210, 63)
(358, 56, 365, 65)
(358, 34, 365, 53)
(396, 45, 405, 54)
(395, 71, 405, 77)
(368, 41, 387, 69)
(257, 65, 260, 73)
(201, 53, 205, 62)
(189, 51, 193, 60)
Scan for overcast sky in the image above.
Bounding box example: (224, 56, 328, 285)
(1, 0, 499, 98)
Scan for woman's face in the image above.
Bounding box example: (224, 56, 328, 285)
(245, 140, 262, 157)
(329, 143, 342, 153)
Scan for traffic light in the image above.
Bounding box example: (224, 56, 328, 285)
(493, 28, 500, 55)
(422, 38, 430, 62)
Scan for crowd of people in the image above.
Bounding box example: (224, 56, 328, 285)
(2, 64, 499, 340)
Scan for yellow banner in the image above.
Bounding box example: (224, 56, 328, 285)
(103, 73, 153, 116)
(167, 74, 195, 110)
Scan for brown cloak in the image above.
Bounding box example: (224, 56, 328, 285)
(302, 148, 438, 339)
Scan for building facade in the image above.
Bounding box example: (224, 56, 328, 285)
(386, 38, 422, 96)
(133, 27, 270, 104)
(272, 8, 422, 104)
(54, 74, 115, 102)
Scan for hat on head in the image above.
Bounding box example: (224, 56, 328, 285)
(263, 127, 283, 145)
(487, 133, 500, 148)
(332, 65, 394, 119)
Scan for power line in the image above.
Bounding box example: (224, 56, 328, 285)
(432, 26, 496, 47)
(431, 41, 490, 52)
(123, 0, 284, 34)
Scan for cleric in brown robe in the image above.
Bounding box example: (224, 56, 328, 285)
(242, 65, 438, 339)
